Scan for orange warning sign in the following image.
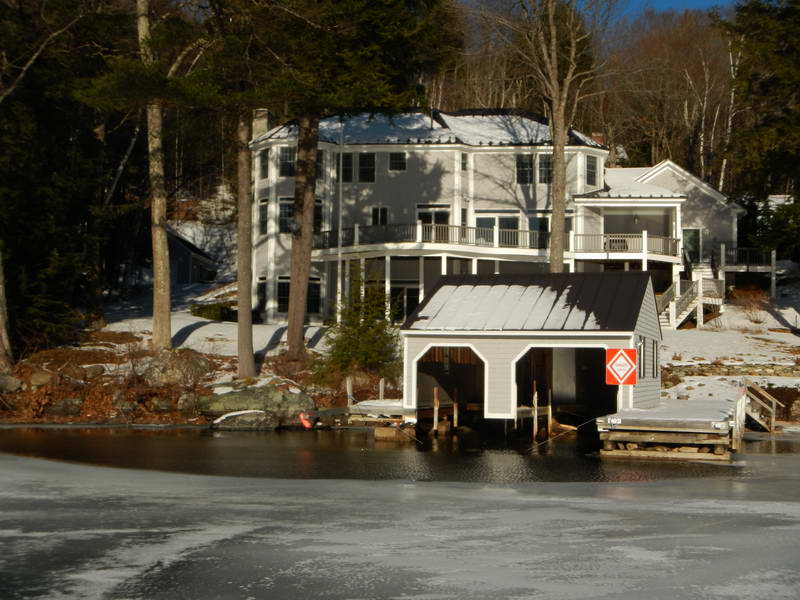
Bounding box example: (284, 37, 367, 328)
(605, 348, 638, 385)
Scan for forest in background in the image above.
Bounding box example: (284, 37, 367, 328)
(0, 0, 798, 360)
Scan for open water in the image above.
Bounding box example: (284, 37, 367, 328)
(0, 426, 785, 482)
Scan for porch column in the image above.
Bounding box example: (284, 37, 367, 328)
(471, 258, 478, 274)
(418, 256, 425, 302)
(441, 254, 447, 276)
(385, 255, 392, 319)
(695, 296, 704, 329)
(359, 257, 365, 299)
(336, 259, 343, 323)
(771, 250, 777, 298)
(642, 230, 648, 271)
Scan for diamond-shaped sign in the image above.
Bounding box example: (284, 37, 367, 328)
(605, 349, 638, 385)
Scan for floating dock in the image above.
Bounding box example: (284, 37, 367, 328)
(596, 394, 746, 461)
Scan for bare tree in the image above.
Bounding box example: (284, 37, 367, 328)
(136, 0, 172, 350)
(488, 0, 615, 272)
(0, 251, 13, 373)
(236, 113, 256, 377)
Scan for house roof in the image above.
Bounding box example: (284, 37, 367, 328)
(401, 272, 651, 333)
(578, 167, 684, 200)
(253, 110, 605, 149)
(166, 225, 216, 265)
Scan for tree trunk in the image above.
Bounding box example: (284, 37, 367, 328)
(285, 115, 320, 361)
(236, 113, 256, 378)
(137, 0, 171, 350)
(0, 250, 14, 373)
(548, 104, 567, 273)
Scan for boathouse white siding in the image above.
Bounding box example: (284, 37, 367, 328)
(401, 272, 662, 420)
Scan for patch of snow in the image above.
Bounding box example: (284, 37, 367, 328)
(213, 410, 265, 424)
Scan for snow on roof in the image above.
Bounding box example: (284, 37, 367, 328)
(584, 167, 684, 199)
(260, 112, 453, 145)
(254, 110, 603, 148)
(436, 112, 552, 146)
(402, 272, 651, 332)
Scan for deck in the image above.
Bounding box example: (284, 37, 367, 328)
(596, 394, 746, 461)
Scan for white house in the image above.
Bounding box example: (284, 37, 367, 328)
(250, 109, 774, 329)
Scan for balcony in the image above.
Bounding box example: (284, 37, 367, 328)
(712, 244, 775, 271)
(312, 224, 680, 261)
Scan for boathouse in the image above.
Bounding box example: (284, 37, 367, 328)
(400, 272, 662, 422)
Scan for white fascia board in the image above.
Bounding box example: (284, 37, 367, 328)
(573, 199, 684, 207)
(400, 330, 634, 338)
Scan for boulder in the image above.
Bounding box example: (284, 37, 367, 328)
(212, 410, 280, 431)
(0, 374, 22, 393)
(198, 383, 314, 428)
(141, 349, 211, 387)
(29, 368, 54, 389)
(149, 398, 174, 413)
(45, 397, 83, 417)
(84, 365, 106, 379)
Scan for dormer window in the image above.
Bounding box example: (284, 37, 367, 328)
(586, 155, 598, 187)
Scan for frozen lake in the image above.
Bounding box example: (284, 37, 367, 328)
(1, 430, 800, 599)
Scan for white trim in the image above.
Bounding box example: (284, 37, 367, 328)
(401, 330, 635, 338)
(407, 342, 490, 417)
(509, 342, 615, 419)
(636, 159, 730, 206)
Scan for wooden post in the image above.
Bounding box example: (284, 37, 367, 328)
(453, 388, 459, 429)
(532, 382, 538, 442)
(547, 388, 553, 438)
(346, 376, 353, 408)
(379, 378, 385, 402)
(432, 386, 439, 435)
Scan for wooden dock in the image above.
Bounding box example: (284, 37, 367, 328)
(596, 393, 747, 461)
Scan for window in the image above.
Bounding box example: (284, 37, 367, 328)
(314, 199, 323, 233)
(258, 149, 269, 180)
(258, 200, 269, 235)
(279, 198, 294, 233)
(371, 206, 388, 225)
(586, 155, 598, 187)
(516, 154, 534, 184)
(529, 216, 549, 232)
(638, 337, 646, 380)
(538, 154, 553, 184)
(651, 340, 658, 379)
(315, 150, 324, 180)
(340, 153, 353, 182)
(358, 152, 375, 182)
(461, 152, 468, 172)
(276, 278, 321, 314)
(279, 147, 296, 177)
(389, 152, 406, 171)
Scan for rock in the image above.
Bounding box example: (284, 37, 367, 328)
(678, 446, 699, 453)
(29, 368, 54, 388)
(0, 374, 22, 393)
(149, 398, 174, 413)
(45, 397, 83, 417)
(625, 442, 639, 450)
(62, 365, 87, 380)
(197, 383, 314, 428)
(84, 365, 105, 379)
(212, 410, 280, 431)
(141, 349, 211, 387)
(113, 397, 136, 415)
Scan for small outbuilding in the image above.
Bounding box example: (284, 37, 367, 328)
(400, 272, 662, 422)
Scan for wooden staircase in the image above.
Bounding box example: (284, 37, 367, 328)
(744, 379, 784, 432)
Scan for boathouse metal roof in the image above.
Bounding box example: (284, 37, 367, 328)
(402, 272, 651, 332)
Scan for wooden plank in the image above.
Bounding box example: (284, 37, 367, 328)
(598, 424, 727, 434)
(600, 432, 730, 445)
(600, 449, 730, 461)
(746, 380, 785, 408)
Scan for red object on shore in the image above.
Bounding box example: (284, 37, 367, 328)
(605, 349, 638, 385)
(299, 412, 313, 429)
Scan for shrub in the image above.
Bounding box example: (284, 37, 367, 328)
(314, 273, 400, 386)
(730, 287, 769, 324)
(189, 302, 236, 322)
